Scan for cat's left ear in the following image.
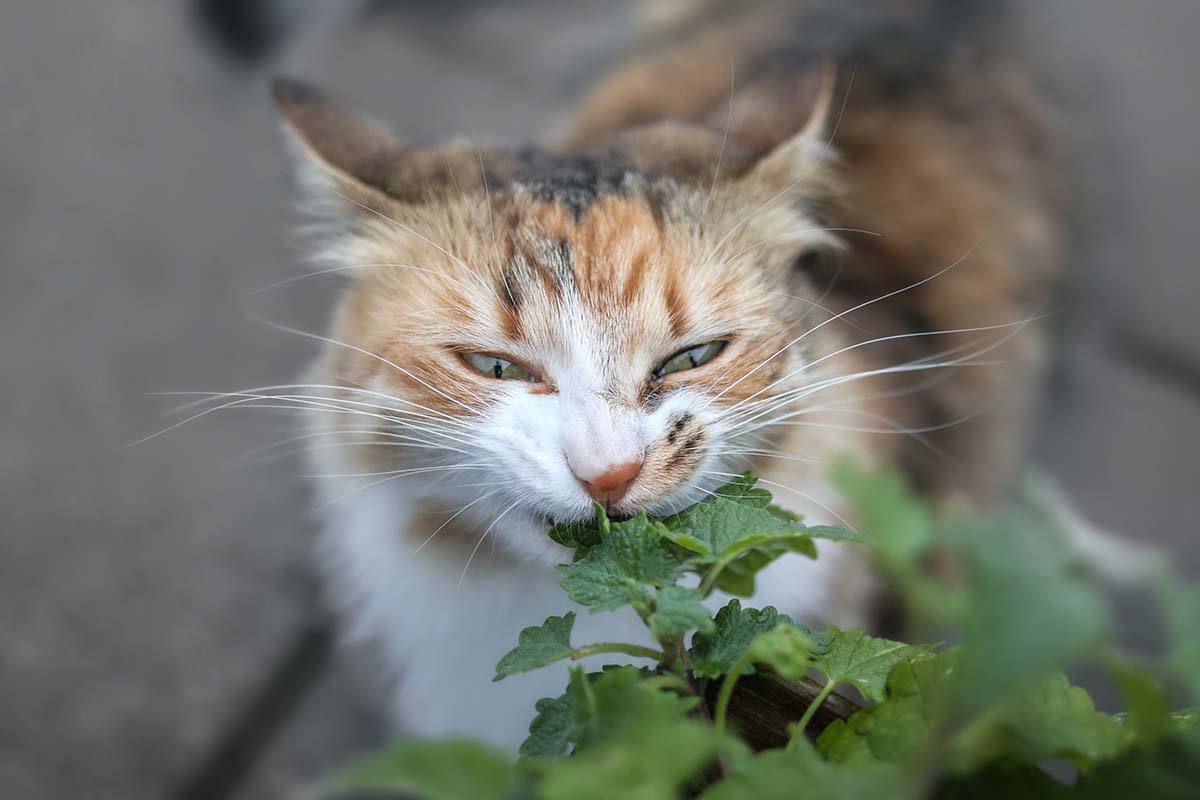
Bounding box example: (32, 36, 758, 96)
(271, 78, 415, 214)
(738, 60, 837, 190)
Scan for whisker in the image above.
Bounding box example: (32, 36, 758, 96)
(137, 392, 480, 451)
(459, 498, 521, 587)
(158, 385, 474, 427)
(249, 263, 481, 297)
(323, 185, 479, 277)
(709, 238, 982, 404)
(693, 54, 735, 243)
(312, 461, 500, 513)
(241, 311, 483, 415)
(411, 491, 498, 559)
(720, 310, 1041, 422)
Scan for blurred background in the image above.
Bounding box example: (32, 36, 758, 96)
(1, 1, 1198, 798)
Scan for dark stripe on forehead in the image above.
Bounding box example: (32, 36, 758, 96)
(662, 272, 688, 339)
(550, 238, 576, 292)
(497, 266, 524, 339)
(512, 148, 633, 219)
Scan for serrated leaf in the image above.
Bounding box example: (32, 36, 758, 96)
(955, 671, 1125, 771)
(660, 476, 820, 563)
(519, 694, 572, 759)
(537, 716, 721, 800)
(690, 600, 793, 679)
(818, 649, 960, 765)
(808, 626, 936, 703)
(316, 738, 514, 800)
(565, 666, 699, 750)
(748, 624, 814, 681)
(649, 585, 715, 639)
(660, 475, 859, 595)
(557, 514, 680, 613)
(494, 613, 576, 681)
(540, 666, 720, 800)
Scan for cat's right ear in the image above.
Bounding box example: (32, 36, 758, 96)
(271, 78, 413, 215)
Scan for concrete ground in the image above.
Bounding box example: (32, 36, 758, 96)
(1, 1, 1198, 799)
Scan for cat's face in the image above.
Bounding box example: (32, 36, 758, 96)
(276, 78, 851, 561)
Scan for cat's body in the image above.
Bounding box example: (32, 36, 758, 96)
(274, 0, 1060, 748)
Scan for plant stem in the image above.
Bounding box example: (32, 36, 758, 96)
(569, 642, 666, 662)
(788, 678, 836, 749)
(713, 647, 758, 739)
(641, 674, 694, 693)
(698, 557, 735, 597)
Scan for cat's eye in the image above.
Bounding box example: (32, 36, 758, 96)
(652, 341, 727, 380)
(462, 352, 540, 382)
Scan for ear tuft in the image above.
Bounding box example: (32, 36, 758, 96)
(744, 59, 838, 191)
(269, 76, 413, 211)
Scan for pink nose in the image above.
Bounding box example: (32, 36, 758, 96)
(578, 461, 642, 506)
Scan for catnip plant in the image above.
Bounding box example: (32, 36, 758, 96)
(313, 463, 1199, 800)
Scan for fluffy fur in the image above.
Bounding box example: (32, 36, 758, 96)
(270, 0, 1059, 747)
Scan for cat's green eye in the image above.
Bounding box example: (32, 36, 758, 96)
(462, 352, 539, 382)
(653, 341, 727, 380)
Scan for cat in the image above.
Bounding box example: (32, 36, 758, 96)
(269, 0, 1060, 748)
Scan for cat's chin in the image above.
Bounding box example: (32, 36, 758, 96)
(492, 507, 576, 566)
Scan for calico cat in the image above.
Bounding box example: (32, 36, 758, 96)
(271, 0, 1059, 747)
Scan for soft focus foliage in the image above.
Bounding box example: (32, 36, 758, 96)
(317, 468, 1199, 800)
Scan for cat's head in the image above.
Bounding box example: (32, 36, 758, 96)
(274, 68, 858, 561)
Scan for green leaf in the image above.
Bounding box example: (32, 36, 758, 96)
(649, 585, 715, 639)
(316, 738, 515, 800)
(1110, 655, 1172, 747)
(537, 715, 722, 800)
(818, 649, 960, 765)
(690, 600, 794, 679)
(949, 511, 1109, 713)
(699, 747, 909, 800)
(1155, 571, 1200, 703)
(1167, 708, 1200, 732)
(520, 694, 572, 759)
(661, 474, 860, 596)
(807, 626, 936, 703)
(832, 459, 932, 571)
(566, 666, 699, 749)
(748, 624, 814, 682)
(954, 671, 1125, 772)
(494, 613, 576, 681)
(1071, 726, 1200, 800)
(532, 666, 723, 799)
(548, 505, 607, 552)
(557, 513, 681, 613)
(937, 766, 1070, 800)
